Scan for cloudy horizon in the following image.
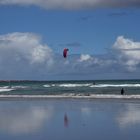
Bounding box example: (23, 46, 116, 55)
(0, 0, 140, 80)
(0, 32, 140, 80)
(0, 0, 140, 10)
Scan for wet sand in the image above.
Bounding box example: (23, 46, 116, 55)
(0, 99, 140, 140)
(1, 94, 140, 100)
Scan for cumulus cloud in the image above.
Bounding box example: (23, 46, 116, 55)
(79, 54, 93, 62)
(112, 36, 140, 71)
(77, 54, 113, 69)
(0, 32, 53, 64)
(0, 32, 140, 80)
(0, 32, 54, 79)
(64, 36, 140, 79)
(0, 0, 140, 10)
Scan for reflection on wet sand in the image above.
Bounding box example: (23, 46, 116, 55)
(0, 100, 140, 140)
(0, 105, 53, 134)
(64, 113, 69, 127)
(117, 104, 140, 128)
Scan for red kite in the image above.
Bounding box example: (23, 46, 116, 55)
(63, 48, 69, 58)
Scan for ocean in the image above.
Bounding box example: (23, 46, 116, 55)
(0, 80, 140, 99)
(1, 80, 140, 140)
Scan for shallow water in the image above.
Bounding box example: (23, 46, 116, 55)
(1, 80, 140, 96)
(0, 99, 140, 140)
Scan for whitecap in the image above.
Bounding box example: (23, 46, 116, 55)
(58, 83, 92, 87)
(0, 86, 14, 92)
(90, 84, 140, 88)
(43, 85, 51, 88)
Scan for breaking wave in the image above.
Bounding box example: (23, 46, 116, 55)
(90, 84, 140, 88)
(0, 86, 14, 92)
(0, 86, 28, 92)
(43, 84, 56, 88)
(43, 83, 140, 88)
(11, 86, 28, 89)
(58, 84, 92, 87)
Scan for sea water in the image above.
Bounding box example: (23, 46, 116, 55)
(1, 80, 140, 140)
(0, 80, 140, 98)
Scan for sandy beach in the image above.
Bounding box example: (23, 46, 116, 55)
(0, 98, 140, 140)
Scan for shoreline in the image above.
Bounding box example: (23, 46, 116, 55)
(1, 94, 140, 100)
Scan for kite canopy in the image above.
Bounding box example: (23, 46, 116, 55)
(63, 48, 69, 58)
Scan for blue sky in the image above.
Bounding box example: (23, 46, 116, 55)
(0, 0, 140, 80)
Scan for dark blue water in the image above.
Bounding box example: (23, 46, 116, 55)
(0, 80, 140, 96)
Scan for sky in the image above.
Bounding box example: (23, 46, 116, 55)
(0, 0, 140, 80)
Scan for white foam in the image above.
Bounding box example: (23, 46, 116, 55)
(90, 84, 140, 88)
(43, 85, 51, 88)
(43, 84, 56, 88)
(0, 94, 140, 99)
(44, 83, 140, 88)
(58, 83, 91, 87)
(0, 86, 28, 92)
(0, 86, 14, 92)
(11, 86, 28, 89)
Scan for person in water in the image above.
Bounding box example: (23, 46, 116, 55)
(121, 88, 125, 95)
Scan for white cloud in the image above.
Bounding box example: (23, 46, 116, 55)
(0, 0, 140, 9)
(0, 32, 54, 79)
(0, 32, 140, 80)
(78, 54, 112, 68)
(79, 54, 92, 62)
(112, 36, 140, 71)
(0, 32, 53, 65)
